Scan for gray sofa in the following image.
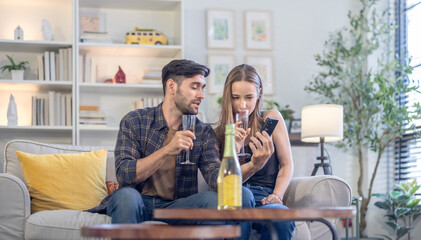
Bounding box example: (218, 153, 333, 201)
(0, 139, 352, 240)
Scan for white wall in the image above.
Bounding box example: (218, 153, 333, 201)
(183, 0, 393, 238)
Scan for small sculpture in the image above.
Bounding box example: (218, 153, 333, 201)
(7, 94, 17, 126)
(14, 25, 24, 40)
(41, 19, 54, 41)
(113, 66, 126, 84)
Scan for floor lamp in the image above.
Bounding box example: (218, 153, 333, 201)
(301, 104, 343, 176)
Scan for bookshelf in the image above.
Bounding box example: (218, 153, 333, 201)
(0, 0, 183, 167)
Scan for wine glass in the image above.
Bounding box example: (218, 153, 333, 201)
(235, 110, 251, 159)
(181, 114, 196, 165)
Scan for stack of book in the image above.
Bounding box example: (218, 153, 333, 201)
(80, 32, 113, 43)
(79, 105, 107, 126)
(142, 65, 162, 84)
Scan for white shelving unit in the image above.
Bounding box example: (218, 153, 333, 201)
(76, 0, 182, 146)
(0, 0, 183, 168)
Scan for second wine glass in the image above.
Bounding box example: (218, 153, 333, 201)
(235, 110, 251, 160)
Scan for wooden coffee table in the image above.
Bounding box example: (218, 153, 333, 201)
(81, 223, 241, 239)
(154, 207, 355, 240)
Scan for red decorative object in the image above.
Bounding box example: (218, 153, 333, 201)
(113, 66, 126, 83)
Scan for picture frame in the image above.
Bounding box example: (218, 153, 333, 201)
(207, 55, 235, 94)
(79, 11, 106, 35)
(289, 119, 302, 134)
(207, 9, 235, 49)
(244, 10, 272, 50)
(245, 56, 274, 95)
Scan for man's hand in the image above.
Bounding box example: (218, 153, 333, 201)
(164, 130, 196, 156)
(234, 121, 250, 153)
(248, 131, 274, 170)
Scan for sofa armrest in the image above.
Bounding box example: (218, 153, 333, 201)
(284, 175, 352, 240)
(0, 173, 31, 240)
(283, 175, 352, 208)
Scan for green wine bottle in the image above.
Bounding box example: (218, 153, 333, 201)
(217, 123, 242, 210)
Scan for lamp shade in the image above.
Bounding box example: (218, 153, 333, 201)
(301, 104, 343, 143)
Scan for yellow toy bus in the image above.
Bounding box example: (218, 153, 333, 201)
(125, 29, 168, 45)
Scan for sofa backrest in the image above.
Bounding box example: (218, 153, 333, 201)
(4, 139, 117, 185)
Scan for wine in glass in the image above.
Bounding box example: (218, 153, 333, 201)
(235, 110, 251, 159)
(181, 114, 196, 165)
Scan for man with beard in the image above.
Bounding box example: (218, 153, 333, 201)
(87, 59, 254, 240)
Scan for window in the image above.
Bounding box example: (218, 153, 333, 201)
(395, 0, 421, 183)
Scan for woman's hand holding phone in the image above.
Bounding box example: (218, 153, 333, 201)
(249, 131, 274, 170)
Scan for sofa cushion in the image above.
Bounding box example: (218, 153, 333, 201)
(25, 210, 110, 240)
(16, 150, 108, 213)
(4, 140, 117, 184)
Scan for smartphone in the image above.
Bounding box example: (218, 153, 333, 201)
(260, 117, 279, 136)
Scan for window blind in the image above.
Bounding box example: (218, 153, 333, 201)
(395, 0, 421, 184)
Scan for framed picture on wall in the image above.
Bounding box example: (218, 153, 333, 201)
(245, 56, 273, 95)
(207, 9, 235, 49)
(207, 55, 235, 94)
(244, 10, 272, 50)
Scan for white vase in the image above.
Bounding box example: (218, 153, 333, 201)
(7, 94, 17, 126)
(11, 69, 24, 80)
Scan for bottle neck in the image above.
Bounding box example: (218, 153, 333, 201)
(223, 133, 236, 158)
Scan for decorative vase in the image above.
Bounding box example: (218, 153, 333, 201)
(11, 70, 24, 80)
(113, 66, 126, 84)
(7, 94, 17, 126)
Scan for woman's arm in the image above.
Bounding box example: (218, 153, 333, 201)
(261, 110, 294, 205)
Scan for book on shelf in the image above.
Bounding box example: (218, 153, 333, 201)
(31, 92, 72, 126)
(67, 47, 72, 81)
(141, 79, 161, 85)
(79, 105, 107, 126)
(80, 105, 99, 111)
(132, 97, 163, 110)
(44, 51, 50, 81)
(80, 32, 113, 43)
(62, 48, 68, 81)
(142, 72, 161, 80)
(37, 55, 44, 81)
(50, 51, 56, 81)
(36, 48, 72, 82)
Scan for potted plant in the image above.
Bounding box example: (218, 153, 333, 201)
(263, 100, 295, 122)
(373, 180, 421, 240)
(1, 55, 29, 80)
(305, 0, 421, 237)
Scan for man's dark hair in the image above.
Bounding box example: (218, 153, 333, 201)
(161, 59, 210, 95)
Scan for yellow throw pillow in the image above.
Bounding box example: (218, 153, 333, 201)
(16, 149, 108, 213)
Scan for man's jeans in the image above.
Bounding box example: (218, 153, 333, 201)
(106, 187, 255, 240)
(245, 184, 296, 240)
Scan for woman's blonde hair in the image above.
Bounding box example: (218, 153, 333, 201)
(215, 64, 264, 156)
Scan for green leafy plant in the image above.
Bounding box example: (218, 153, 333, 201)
(305, 0, 421, 237)
(263, 100, 295, 121)
(373, 180, 421, 240)
(1, 55, 29, 73)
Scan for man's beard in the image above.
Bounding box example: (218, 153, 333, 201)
(175, 89, 198, 115)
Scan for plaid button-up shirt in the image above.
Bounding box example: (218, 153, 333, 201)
(87, 103, 221, 213)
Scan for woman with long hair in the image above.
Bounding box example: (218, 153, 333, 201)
(215, 64, 295, 239)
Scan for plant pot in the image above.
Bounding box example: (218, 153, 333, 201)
(11, 69, 24, 80)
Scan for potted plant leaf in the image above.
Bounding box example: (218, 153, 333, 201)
(1, 55, 28, 80)
(305, 0, 421, 237)
(373, 180, 421, 240)
(263, 100, 295, 129)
